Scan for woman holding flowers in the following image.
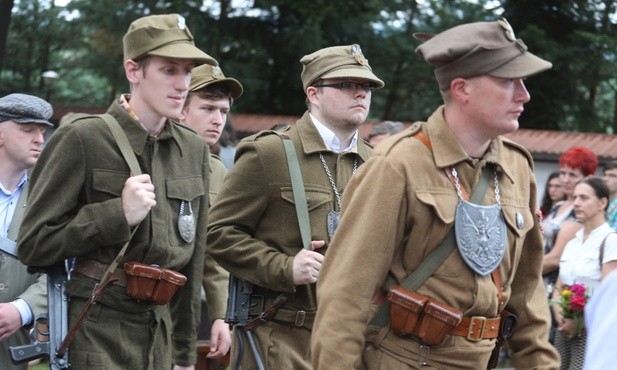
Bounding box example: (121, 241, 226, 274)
(552, 176, 617, 369)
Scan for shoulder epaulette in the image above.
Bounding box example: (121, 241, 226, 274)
(379, 121, 425, 156)
(501, 136, 534, 169)
(250, 125, 292, 141)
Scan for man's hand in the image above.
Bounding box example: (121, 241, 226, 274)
(207, 318, 231, 359)
(0, 303, 22, 342)
(122, 174, 156, 226)
(293, 240, 325, 285)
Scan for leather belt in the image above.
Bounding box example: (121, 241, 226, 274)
(73, 259, 127, 287)
(449, 315, 500, 341)
(272, 308, 316, 329)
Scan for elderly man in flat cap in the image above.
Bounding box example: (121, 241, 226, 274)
(0, 93, 51, 370)
(368, 120, 405, 147)
(178, 63, 245, 362)
(312, 19, 560, 369)
(206, 44, 384, 370)
(18, 14, 216, 370)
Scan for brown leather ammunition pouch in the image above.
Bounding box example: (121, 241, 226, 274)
(124, 262, 187, 305)
(415, 300, 463, 346)
(387, 285, 463, 346)
(387, 285, 428, 336)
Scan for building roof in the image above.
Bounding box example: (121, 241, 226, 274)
(49, 108, 617, 161)
(229, 113, 617, 161)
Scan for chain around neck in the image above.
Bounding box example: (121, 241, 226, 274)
(450, 166, 500, 204)
(318, 153, 358, 209)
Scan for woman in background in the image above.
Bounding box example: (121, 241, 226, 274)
(551, 177, 617, 369)
(541, 171, 565, 218)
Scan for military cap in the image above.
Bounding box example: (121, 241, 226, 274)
(300, 44, 385, 91)
(189, 64, 244, 99)
(0, 93, 53, 127)
(415, 18, 552, 91)
(123, 14, 217, 66)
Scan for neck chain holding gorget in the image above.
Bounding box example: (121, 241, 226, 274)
(450, 166, 500, 204)
(319, 153, 357, 239)
(450, 165, 507, 276)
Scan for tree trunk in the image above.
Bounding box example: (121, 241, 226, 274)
(0, 0, 15, 73)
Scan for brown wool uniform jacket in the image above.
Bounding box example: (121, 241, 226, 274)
(17, 101, 210, 367)
(204, 154, 229, 321)
(207, 112, 371, 327)
(312, 106, 560, 369)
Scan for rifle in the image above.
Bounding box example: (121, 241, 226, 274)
(10, 262, 70, 369)
(224, 275, 267, 370)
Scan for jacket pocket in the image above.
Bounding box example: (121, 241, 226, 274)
(414, 188, 463, 278)
(166, 177, 206, 245)
(92, 169, 128, 202)
(280, 185, 332, 242)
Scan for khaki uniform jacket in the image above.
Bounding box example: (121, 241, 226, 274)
(312, 106, 560, 369)
(204, 154, 229, 320)
(17, 101, 210, 366)
(0, 183, 46, 370)
(207, 112, 371, 326)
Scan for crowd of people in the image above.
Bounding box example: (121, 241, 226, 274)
(1, 11, 616, 370)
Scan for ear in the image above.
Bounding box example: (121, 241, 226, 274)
(306, 86, 320, 106)
(450, 78, 471, 104)
(124, 59, 140, 84)
(178, 109, 187, 122)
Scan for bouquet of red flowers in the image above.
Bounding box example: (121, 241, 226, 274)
(554, 283, 589, 336)
(558, 283, 588, 318)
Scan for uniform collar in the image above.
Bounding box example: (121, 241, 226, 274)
(295, 111, 370, 162)
(426, 106, 516, 183)
(107, 99, 183, 157)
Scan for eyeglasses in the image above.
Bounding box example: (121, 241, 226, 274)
(312, 82, 376, 93)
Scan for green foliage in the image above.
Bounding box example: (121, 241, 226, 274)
(1, 0, 616, 132)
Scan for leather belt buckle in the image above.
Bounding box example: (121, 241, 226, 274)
(467, 316, 486, 342)
(295, 310, 306, 327)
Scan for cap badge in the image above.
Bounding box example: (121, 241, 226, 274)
(212, 66, 223, 79)
(177, 15, 186, 30)
(351, 44, 366, 66)
(498, 18, 516, 42)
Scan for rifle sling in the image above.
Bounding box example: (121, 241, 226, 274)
(58, 113, 143, 356)
(370, 132, 492, 326)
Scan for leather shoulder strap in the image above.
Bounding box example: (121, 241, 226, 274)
(271, 131, 311, 251)
(100, 113, 142, 176)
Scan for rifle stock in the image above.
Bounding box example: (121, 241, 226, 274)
(10, 263, 70, 369)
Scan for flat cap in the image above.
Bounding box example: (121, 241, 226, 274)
(369, 121, 405, 139)
(123, 14, 217, 66)
(300, 44, 385, 91)
(0, 93, 53, 127)
(415, 18, 552, 90)
(189, 64, 243, 99)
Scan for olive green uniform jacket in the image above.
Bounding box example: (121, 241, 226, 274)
(204, 154, 229, 321)
(17, 101, 209, 368)
(0, 183, 46, 370)
(207, 112, 371, 365)
(312, 106, 560, 369)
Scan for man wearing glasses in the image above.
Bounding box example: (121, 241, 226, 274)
(207, 44, 384, 369)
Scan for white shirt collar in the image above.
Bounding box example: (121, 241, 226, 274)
(309, 113, 358, 154)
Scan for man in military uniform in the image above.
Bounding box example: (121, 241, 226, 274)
(178, 63, 244, 360)
(0, 93, 51, 370)
(312, 20, 561, 369)
(207, 45, 384, 369)
(18, 14, 216, 370)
